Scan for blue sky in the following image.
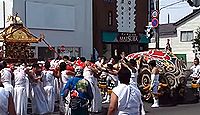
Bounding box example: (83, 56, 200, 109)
(159, 0, 194, 24)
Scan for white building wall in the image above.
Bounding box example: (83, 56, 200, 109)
(1, 0, 93, 59)
(148, 36, 175, 49)
(175, 15, 200, 63)
(0, 0, 14, 28)
(150, 15, 200, 65)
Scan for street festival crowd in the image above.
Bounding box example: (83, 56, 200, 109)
(0, 52, 199, 115)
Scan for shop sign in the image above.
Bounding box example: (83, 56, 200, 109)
(117, 33, 138, 42)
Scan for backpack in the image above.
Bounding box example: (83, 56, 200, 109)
(69, 78, 90, 110)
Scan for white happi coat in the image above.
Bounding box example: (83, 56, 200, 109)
(61, 70, 73, 87)
(112, 84, 144, 115)
(129, 67, 138, 86)
(0, 87, 9, 115)
(29, 71, 49, 114)
(190, 64, 200, 78)
(151, 74, 159, 94)
(42, 70, 55, 113)
(129, 68, 145, 115)
(59, 70, 73, 115)
(13, 68, 28, 115)
(83, 66, 102, 112)
(107, 72, 119, 87)
(1, 68, 14, 96)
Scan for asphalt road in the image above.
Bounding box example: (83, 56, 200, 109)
(27, 100, 200, 115)
(144, 101, 200, 115)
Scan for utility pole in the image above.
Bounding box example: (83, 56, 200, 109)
(154, 0, 187, 49)
(155, 0, 159, 49)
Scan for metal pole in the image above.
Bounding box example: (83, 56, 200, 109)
(155, 0, 159, 49)
(3, 1, 5, 28)
(155, 0, 186, 49)
(41, 38, 61, 59)
(156, 23, 159, 49)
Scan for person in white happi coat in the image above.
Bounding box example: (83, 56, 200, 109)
(121, 59, 146, 114)
(25, 63, 49, 114)
(1, 61, 14, 96)
(126, 59, 139, 86)
(13, 65, 28, 115)
(102, 62, 119, 103)
(108, 66, 145, 115)
(83, 61, 102, 113)
(41, 61, 55, 113)
(0, 80, 16, 115)
(190, 58, 200, 83)
(148, 60, 160, 108)
(59, 62, 75, 115)
(50, 59, 60, 102)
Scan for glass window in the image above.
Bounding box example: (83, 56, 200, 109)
(180, 31, 193, 42)
(38, 47, 55, 60)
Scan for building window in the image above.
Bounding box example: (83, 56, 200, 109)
(108, 11, 113, 26)
(58, 46, 81, 57)
(181, 31, 193, 42)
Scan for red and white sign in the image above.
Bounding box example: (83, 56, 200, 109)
(151, 18, 159, 28)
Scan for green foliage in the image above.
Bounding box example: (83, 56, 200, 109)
(192, 27, 200, 51)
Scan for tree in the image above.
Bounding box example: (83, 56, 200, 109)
(192, 27, 200, 51)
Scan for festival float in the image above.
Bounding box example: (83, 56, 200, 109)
(126, 49, 198, 105)
(0, 15, 41, 63)
(0, 14, 59, 64)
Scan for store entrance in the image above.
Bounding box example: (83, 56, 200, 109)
(111, 43, 129, 59)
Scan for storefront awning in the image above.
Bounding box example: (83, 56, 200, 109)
(102, 32, 118, 42)
(139, 34, 150, 44)
(102, 32, 138, 43)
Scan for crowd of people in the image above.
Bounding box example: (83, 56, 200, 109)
(0, 54, 162, 115)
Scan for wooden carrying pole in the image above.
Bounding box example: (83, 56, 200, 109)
(39, 34, 62, 59)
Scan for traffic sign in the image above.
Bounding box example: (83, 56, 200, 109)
(152, 18, 159, 28)
(152, 10, 159, 18)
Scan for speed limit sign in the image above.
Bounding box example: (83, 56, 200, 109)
(152, 10, 159, 18)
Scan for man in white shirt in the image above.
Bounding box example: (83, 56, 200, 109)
(107, 66, 145, 115)
(190, 58, 200, 84)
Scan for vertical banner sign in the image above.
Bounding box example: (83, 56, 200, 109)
(116, 0, 136, 33)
